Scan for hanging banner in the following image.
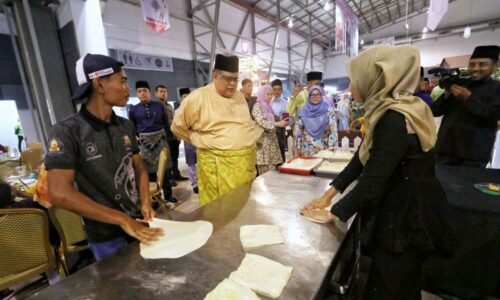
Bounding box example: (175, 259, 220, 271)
(427, 0, 448, 31)
(141, 0, 171, 33)
(116, 49, 174, 72)
(335, 0, 359, 57)
(373, 36, 395, 45)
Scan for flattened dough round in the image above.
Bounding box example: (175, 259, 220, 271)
(140, 218, 213, 259)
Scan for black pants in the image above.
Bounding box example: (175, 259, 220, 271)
(362, 243, 426, 300)
(148, 172, 172, 200)
(276, 128, 286, 162)
(17, 135, 23, 152)
(167, 140, 181, 176)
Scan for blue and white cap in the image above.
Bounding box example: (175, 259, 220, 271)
(72, 53, 124, 100)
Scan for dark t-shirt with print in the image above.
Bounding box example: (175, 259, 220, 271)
(45, 105, 141, 243)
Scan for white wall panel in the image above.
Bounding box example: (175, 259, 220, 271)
(103, 0, 193, 60)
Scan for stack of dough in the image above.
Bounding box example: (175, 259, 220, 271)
(205, 254, 293, 299)
(330, 150, 354, 160)
(205, 225, 292, 299)
(314, 150, 353, 161)
(313, 150, 336, 159)
(204, 279, 260, 300)
(281, 158, 323, 170)
(240, 225, 284, 251)
(229, 254, 293, 299)
(317, 161, 349, 173)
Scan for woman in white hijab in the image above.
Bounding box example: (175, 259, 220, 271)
(301, 45, 457, 299)
(336, 93, 351, 130)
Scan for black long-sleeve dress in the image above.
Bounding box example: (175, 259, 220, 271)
(331, 110, 457, 255)
(431, 78, 500, 165)
(329, 110, 458, 299)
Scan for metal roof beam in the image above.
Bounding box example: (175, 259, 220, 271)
(367, 0, 383, 26)
(348, 0, 372, 32)
(231, 10, 250, 51)
(226, 0, 328, 48)
(385, 0, 392, 21)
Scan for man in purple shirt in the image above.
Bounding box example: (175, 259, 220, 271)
(128, 81, 177, 204)
(414, 67, 433, 107)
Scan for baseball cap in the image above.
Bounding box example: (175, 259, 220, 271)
(72, 54, 124, 100)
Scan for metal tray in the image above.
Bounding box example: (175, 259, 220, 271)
(313, 160, 349, 178)
(278, 158, 323, 176)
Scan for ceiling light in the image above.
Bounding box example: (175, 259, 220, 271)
(360, 39, 365, 45)
(288, 17, 293, 28)
(324, 1, 332, 10)
(405, 23, 410, 30)
(422, 26, 428, 33)
(463, 26, 471, 39)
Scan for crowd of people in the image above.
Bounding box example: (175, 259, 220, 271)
(1, 43, 498, 299)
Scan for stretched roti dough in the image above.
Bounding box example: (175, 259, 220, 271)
(229, 254, 293, 299)
(204, 278, 260, 300)
(240, 225, 284, 251)
(140, 218, 213, 259)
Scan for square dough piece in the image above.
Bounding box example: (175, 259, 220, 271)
(240, 225, 284, 251)
(204, 278, 260, 300)
(229, 254, 293, 299)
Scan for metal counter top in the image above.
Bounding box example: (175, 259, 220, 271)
(30, 171, 347, 300)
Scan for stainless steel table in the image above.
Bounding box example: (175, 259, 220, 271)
(30, 171, 348, 300)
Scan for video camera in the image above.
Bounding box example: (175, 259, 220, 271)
(428, 67, 471, 90)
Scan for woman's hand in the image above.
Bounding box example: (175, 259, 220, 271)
(301, 187, 337, 211)
(301, 196, 331, 212)
(301, 209, 338, 223)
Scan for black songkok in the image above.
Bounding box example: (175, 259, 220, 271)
(306, 71, 323, 81)
(135, 80, 150, 90)
(470, 45, 499, 62)
(214, 54, 239, 72)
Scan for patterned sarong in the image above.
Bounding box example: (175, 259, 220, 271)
(197, 146, 256, 206)
(139, 130, 168, 174)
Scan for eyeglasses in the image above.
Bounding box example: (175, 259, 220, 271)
(310, 93, 321, 97)
(217, 73, 239, 83)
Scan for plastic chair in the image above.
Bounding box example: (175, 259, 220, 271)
(0, 208, 57, 291)
(48, 206, 88, 277)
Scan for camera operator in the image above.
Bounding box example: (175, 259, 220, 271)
(432, 45, 500, 168)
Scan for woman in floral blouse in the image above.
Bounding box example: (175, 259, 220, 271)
(296, 86, 338, 157)
(252, 85, 288, 175)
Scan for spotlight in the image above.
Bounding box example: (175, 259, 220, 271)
(288, 17, 293, 28)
